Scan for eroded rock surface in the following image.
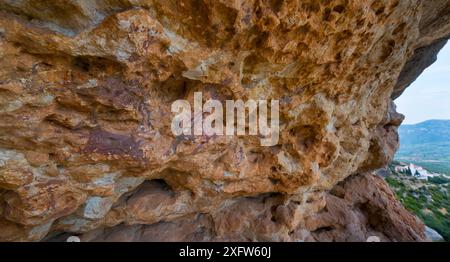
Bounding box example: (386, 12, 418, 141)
(0, 0, 449, 242)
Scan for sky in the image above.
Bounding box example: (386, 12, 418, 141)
(395, 43, 450, 124)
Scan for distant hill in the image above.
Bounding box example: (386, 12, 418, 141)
(396, 120, 450, 175)
(399, 120, 450, 144)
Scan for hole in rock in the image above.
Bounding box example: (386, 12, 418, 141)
(269, 177, 281, 185)
(73, 57, 91, 72)
(357, 202, 387, 231)
(333, 5, 345, 14)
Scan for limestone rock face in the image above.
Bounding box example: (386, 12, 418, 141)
(0, 0, 448, 242)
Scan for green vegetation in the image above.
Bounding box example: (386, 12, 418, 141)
(396, 120, 450, 175)
(385, 164, 450, 241)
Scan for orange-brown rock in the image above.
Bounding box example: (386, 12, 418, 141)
(45, 172, 424, 242)
(0, 0, 448, 242)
